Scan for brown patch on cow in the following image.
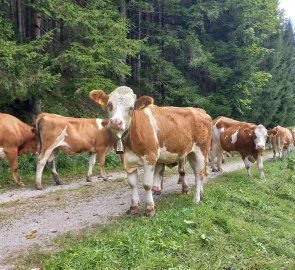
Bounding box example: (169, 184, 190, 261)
(101, 118, 109, 127)
(89, 90, 109, 109)
(134, 96, 154, 110)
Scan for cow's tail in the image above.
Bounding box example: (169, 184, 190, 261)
(35, 116, 43, 154)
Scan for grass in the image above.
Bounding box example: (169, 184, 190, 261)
(0, 151, 121, 191)
(16, 154, 295, 270)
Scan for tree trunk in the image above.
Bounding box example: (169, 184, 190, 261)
(118, 0, 127, 86)
(31, 0, 42, 123)
(17, 0, 25, 38)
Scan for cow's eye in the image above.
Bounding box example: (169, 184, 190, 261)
(129, 106, 134, 114)
(107, 102, 113, 111)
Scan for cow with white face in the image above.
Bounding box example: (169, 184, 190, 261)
(211, 116, 276, 179)
(90, 86, 212, 216)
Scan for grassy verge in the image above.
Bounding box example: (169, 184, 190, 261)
(0, 151, 121, 191)
(17, 154, 295, 270)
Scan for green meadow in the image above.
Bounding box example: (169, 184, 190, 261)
(19, 154, 295, 270)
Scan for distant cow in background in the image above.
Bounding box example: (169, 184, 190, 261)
(269, 126, 293, 158)
(35, 113, 114, 190)
(0, 113, 37, 186)
(211, 116, 277, 179)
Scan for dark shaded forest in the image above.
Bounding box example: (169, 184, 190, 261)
(0, 0, 294, 127)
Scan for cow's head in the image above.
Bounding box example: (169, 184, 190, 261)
(19, 127, 38, 155)
(90, 86, 154, 139)
(244, 124, 270, 150)
(267, 128, 278, 138)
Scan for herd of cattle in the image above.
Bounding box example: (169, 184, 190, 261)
(1, 86, 294, 216)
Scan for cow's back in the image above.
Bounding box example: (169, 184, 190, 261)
(128, 106, 212, 158)
(37, 113, 112, 153)
(0, 113, 31, 147)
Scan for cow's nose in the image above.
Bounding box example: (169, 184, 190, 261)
(109, 118, 123, 130)
(257, 144, 265, 150)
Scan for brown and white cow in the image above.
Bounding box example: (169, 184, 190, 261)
(0, 113, 37, 186)
(90, 86, 212, 216)
(211, 116, 277, 179)
(269, 126, 293, 158)
(35, 113, 114, 189)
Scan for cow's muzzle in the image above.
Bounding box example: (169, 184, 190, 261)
(109, 118, 124, 131)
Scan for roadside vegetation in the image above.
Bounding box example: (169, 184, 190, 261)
(16, 153, 295, 270)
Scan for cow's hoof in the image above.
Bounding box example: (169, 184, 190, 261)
(86, 177, 92, 182)
(153, 190, 162, 195)
(200, 191, 204, 200)
(145, 207, 156, 217)
(127, 205, 140, 215)
(212, 168, 218, 172)
(182, 186, 189, 194)
(102, 177, 108, 182)
(17, 181, 25, 187)
(36, 184, 43, 190)
(55, 180, 64, 185)
(217, 168, 223, 172)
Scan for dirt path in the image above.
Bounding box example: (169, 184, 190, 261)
(0, 153, 272, 269)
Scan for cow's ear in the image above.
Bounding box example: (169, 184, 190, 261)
(101, 118, 109, 127)
(267, 129, 278, 137)
(89, 90, 109, 109)
(244, 128, 253, 136)
(134, 96, 154, 110)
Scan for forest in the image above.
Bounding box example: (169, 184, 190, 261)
(0, 0, 294, 127)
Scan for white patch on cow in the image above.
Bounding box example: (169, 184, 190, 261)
(158, 146, 179, 164)
(96, 119, 103, 130)
(231, 127, 240, 144)
(0, 147, 7, 160)
(124, 148, 143, 173)
(254, 124, 268, 149)
(144, 108, 159, 143)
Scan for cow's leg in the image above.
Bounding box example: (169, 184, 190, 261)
(98, 152, 108, 181)
(143, 158, 156, 216)
(127, 169, 140, 215)
(152, 163, 164, 195)
(6, 149, 24, 186)
(35, 149, 54, 190)
(211, 143, 218, 171)
(188, 149, 205, 204)
(178, 159, 189, 194)
(257, 154, 265, 179)
(211, 143, 223, 172)
(47, 152, 63, 185)
(86, 153, 96, 182)
(243, 156, 252, 177)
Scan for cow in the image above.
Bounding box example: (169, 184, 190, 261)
(0, 113, 37, 186)
(89, 86, 212, 216)
(269, 126, 294, 158)
(35, 113, 114, 190)
(211, 116, 277, 179)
